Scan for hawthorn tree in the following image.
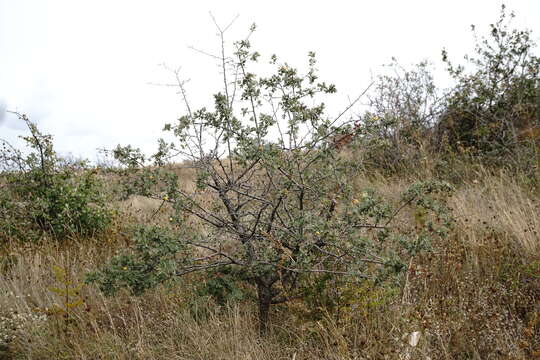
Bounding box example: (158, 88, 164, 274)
(88, 23, 453, 334)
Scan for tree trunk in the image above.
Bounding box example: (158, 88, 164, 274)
(256, 282, 272, 336)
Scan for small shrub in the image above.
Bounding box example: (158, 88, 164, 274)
(0, 112, 113, 243)
(41, 265, 86, 333)
(359, 59, 442, 172)
(438, 5, 540, 164)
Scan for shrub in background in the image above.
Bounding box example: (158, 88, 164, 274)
(438, 5, 540, 164)
(358, 59, 443, 172)
(351, 5, 539, 180)
(0, 112, 113, 243)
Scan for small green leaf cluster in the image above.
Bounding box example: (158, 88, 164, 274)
(401, 181, 455, 236)
(86, 225, 189, 296)
(195, 268, 248, 306)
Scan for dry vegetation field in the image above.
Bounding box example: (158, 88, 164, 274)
(1, 6, 539, 358)
(1, 163, 539, 360)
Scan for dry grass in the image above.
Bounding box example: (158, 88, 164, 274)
(1, 168, 540, 359)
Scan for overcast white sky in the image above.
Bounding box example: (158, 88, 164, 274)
(1, 0, 539, 162)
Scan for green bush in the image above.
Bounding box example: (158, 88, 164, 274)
(438, 5, 540, 162)
(0, 113, 113, 243)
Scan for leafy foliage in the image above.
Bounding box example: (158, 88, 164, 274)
(88, 24, 454, 334)
(439, 5, 540, 160)
(87, 225, 189, 295)
(0, 113, 113, 242)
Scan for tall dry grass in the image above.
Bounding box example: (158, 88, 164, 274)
(1, 168, 539, 359)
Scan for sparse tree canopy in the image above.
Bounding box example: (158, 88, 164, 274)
(87, 23, 453, 333)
